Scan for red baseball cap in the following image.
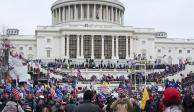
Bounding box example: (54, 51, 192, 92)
(163, 88, 181, 103)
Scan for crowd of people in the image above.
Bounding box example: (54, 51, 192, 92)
(147, 64, 185, 82)
(0, 78, 194, 112)
(45, 59, 168, 70)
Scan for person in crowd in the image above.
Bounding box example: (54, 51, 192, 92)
(74, 90, 101, 112)
(41, 105, 51, 112)
(162, 88, 183, 112)
(182, 93, 194, 112)
(130, 98, 141, 112)
(95, 95, 105, 112)
(65, 98, 77, 112)
(2, 97, 24, 112)
(50, 99, 61, 112)
(105, 96, 115, 112)
(111, 92, 132, 112)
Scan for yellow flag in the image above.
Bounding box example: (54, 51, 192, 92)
(140, 86, 150, 110)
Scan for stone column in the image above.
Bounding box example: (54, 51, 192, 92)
(61, 36, 65, 58)
(121, 11, 124, 25)
(87, 4, 90, 20)
(56, 9, 59, 23)
(101, 35, 105, 59)
(76, 35, 80, 58)
(112, 36, 115, 59)
(66, 35, 69, 58)
(115, 8, 117, 23)
(74, 5, 77, 20)
(93, 4, 96, 20)
(52, 10, 54, 24)
(81, 35, 84, 58)
(62, 7, 65, 22)
(116, 36, 119, 59)
(118, 10, 120, 24)
(130, 36, 133, 58)
(99, 4, 102, 20)
(126, 36, 129, 59)
(54, 10, 57, 24)
(111, 7, 114, 22)
(91, 35, 94, 59)
(106, 5, 108, 21)
(59, 8, 61, 23)
(68, 5, 71, 21)
(81, 4, 83, 20)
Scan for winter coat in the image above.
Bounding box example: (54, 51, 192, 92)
(2, 101, 24, 112)
(111, 98, 132, 112)
(74, 100, 101, 112)
(65, 103, 77, 112)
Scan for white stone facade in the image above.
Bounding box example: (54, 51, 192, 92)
(1, 0, 194, 64)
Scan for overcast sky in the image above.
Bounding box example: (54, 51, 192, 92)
(0, 0, 194, 38)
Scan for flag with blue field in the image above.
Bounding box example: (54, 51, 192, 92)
(55, 88, 63, 99)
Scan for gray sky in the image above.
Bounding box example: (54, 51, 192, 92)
(0, 0, 194, 38)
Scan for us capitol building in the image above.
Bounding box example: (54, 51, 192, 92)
(1, 0, 194, 65)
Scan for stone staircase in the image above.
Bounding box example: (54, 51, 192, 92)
(167, 65, 194, 81)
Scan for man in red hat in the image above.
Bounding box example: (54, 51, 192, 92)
(162, 88, 183, 112)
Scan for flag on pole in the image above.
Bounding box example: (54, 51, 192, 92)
(12, 88, 21, 100)
(25, 84, 34, 93)
(55, 88, 63, 99)
(5, 84, 12, 92)
(116, 87, 129, 97)
(140, 86, 150, 110)
(50, 88, 56, 97)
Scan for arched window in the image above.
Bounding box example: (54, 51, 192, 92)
(179, 49, 182, 54)
(29, 47, 32, 50)
(19, 47, 23, 50)
(158, 49, 161, 53)
(47, 39, 51, 43)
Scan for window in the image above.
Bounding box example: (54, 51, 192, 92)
(19, 47, 23, 50)
(168, 49, 171, 53)
(179, 50, 182, 54)
(47, 39, 51, 43)
(46, 49, 51, 58)
(187, 50, 190, 53)
(158, 49, 161, 53)
(29, 47, 32, 50)
(94, 36, 101, 59)
(118, 36, 126, 59)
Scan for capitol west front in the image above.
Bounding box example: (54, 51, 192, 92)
(2, 0, 194, 64)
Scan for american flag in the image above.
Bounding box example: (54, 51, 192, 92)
(12, 88, 21, 100)
(116, 87, 129, 97)
(50, 88, 56, 97)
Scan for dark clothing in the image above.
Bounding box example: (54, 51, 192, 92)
(65, 103, 77, 112)
(75, 100, 101, 112)
(0, 102, 5, 111)
(182, 95, 194, 112)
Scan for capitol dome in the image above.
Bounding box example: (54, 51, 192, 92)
(51, 0, 125, 25)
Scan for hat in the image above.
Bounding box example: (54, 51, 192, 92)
(163, 88, 181, 104)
